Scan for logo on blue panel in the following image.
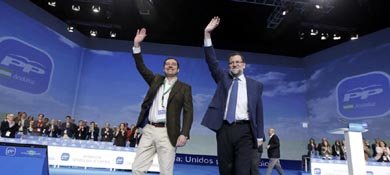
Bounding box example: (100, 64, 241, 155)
(61, 153, 70, 161)
(336, 71, 390, 119)
(5, 147, 16, 156)
(313, 168, 321, 175)
(0, 37, 54, 94)
(21, 149, 41, 156)
(366, 171, 374, 175)
(116, 157, 124, 164)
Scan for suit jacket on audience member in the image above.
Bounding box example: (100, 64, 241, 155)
(45, 125, 59, 137)
(61, 122, 76, 138)
(19, 119, 30, 135)
(101, 127, 113, 142)
(87, 127, 99, 141)
(1, 121, 19, 138)
(75, 126, 88, 140)
(267, 134, 281, 158)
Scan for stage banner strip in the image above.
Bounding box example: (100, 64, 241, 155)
(175, 153, 301, 170)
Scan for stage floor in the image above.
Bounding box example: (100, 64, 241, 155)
(50, 164, 303, 175)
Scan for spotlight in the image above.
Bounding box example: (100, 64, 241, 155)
(110, 31, 116, 38)
(350, 34, 359, 40)
(67, 26, 74, 32)
(299, 32, 305, 40)
(320, 33, 328, 40)
(92, 5, 101, 13)
(333, 34, 341, 40)
(315, 4, 321, 9)
(310, 29, 318, 36)
(90, 30, 97, 37)
(72, 5, 80, 12)
(282, 10, 288, 16)
(48, 1, 56, 7)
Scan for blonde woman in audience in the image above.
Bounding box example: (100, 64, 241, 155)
(0, 113, 19, 138)
(374, 140, 390, 162)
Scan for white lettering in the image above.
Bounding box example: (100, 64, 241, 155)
(1, 55, 45, 74)
(343, 88, 383, 102)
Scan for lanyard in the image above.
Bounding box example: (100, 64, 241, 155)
(161, 82, 174, 108)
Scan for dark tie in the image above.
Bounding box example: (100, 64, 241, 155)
(226, 78, 238, 123)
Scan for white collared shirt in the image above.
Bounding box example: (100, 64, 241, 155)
(133, 46, 175, 123)
(224, 74, 249, 121)
(148, 78, 176, 123)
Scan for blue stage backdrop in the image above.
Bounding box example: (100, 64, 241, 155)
(304, 42, 390, 142)
(0, 1, 82, 118)
(1, 0, 389, 162)
(74, 50, 308, 159)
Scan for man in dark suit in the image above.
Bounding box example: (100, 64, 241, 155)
(17, 112, 30, 135)
(100, 122, 113, 142)
(201, 16, 265, 175)
(131, 28, 193, 175)
(266, 128, 285, 175)
(61, 115, 76, 139)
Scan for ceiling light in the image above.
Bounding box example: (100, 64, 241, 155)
(310, 29, 318, 36)
(67, 26, 74, 32)
(315, 5, 321, 9)
(350, 34, 359, 40)
(72, 5, 80, 12)
(90, 30, 97, 37)
(282, 10, 288, 16)
(299, 32, 305, 40)
(320, 33, 328, 40)
(110, 31, 116, 38)
(48, 1, 56, 7)
(333, 34, 341, 40)
(92, 5, 101, 13)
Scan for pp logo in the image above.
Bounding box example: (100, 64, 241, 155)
(5, 147, 16, 156)
(336, 71, 390, 119)
(61, 153, 70, 161)
(313, 168, 321, 175)
(116, 157, 124, 164)
(0, 37, 53, 94)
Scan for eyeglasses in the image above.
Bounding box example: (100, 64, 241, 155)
(228, 61, 243, 65)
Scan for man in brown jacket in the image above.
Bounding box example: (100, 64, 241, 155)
(131, 28, 193, 175)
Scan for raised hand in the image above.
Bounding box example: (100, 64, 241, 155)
(205, 16, 220, 34)
(134, 28, 147, 48)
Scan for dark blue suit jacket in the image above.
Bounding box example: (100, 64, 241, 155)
(201, 46, 265, 147)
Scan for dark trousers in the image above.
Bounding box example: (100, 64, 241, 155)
(217, 122, 255, 175)
(251, 150, 262, 175)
